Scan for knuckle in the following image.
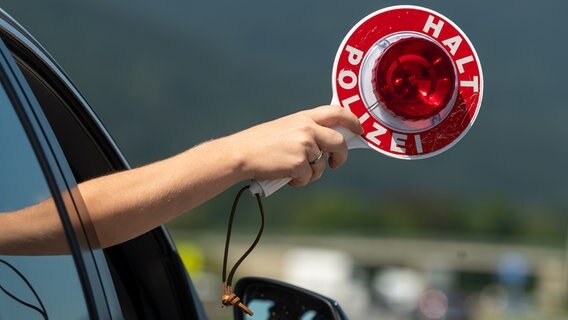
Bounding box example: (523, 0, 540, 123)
(298, 122, 314, 134)
(290, 156, 306, 172)
(296, 134, 314, 149)
(332, 132, 346, 146)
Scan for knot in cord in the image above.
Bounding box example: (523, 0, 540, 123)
(220, 283, 253, 316)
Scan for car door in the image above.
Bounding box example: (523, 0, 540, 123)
(0, 34, 112, 319)
(0, 8, 207, 320)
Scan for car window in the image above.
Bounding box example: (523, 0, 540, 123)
(0, 76, 90, 319)
(4, 26, 201, 319)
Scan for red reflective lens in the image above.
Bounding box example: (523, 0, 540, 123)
(373, 37, 456, 120)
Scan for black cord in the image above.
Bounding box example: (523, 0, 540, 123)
(0, 258, 48, 320)
(222, 185, 265, 285)
(221, 185, 265, 315)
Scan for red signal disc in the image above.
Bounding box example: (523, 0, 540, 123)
(332, 5, 483, 159)
(373, 37, 456, 121)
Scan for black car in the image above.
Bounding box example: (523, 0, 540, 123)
(0, 8, 346, 320)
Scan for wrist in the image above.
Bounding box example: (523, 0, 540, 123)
(210, 135, 252, 182)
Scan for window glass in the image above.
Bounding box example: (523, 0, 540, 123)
(10, 49, 125, 320)
(0, 76, 89, 319)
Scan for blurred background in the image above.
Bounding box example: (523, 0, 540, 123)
(3, 0, 568, 319)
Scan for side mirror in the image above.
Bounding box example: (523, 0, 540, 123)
(233, 277, 348, 319)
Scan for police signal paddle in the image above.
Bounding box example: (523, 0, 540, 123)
(250, 5, 483, 197)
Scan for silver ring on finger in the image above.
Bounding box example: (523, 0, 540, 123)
(309, 150, 324, 165)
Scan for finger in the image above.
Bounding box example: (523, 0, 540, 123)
(310, 155, 327, 181)
(312, 126, 348, 168)
(308, 106, 363, 135)
(288, 162, 313, 187)
(328, 150, 348, 169)
(312, 126, 347, 153)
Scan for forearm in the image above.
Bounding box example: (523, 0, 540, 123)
(80, 136, 248, 248)
(0, 137, 244, 254)
(0, 199, 70, 255)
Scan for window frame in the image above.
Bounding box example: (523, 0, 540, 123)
(0, 31, 111, 318)
(0, 7, 207, 320)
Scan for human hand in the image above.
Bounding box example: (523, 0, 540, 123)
(226, 105, 363, 187)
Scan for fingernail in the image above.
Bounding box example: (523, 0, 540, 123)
(329, 159, 338, 169)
